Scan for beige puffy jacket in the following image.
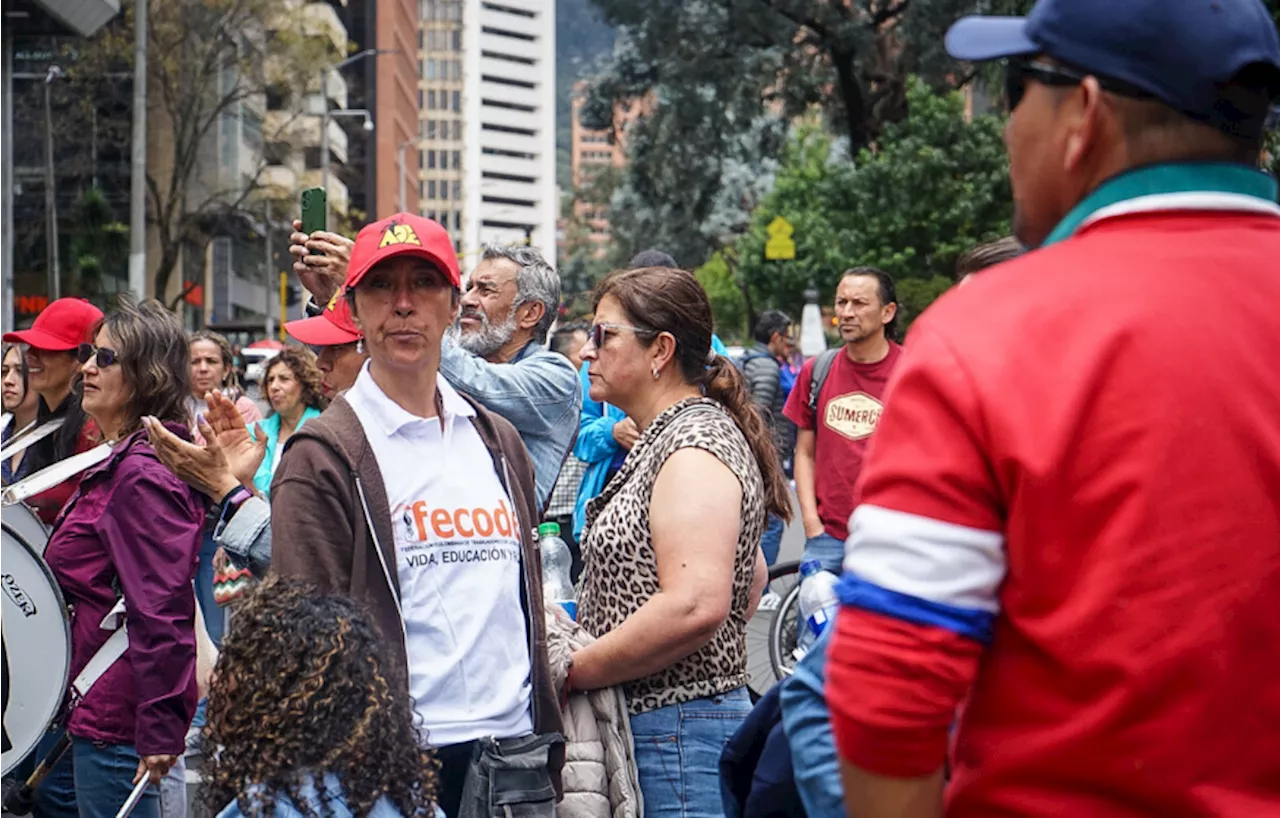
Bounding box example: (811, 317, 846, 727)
(546, 608, 642, 818)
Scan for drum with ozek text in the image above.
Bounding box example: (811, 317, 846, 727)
(0, 517, 70, 776)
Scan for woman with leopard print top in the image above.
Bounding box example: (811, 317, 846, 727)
(567, 266, 793, 818)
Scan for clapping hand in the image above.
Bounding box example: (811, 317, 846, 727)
(143, 390, 266, 500)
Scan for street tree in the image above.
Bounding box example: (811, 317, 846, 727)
(65, 0, 330, 305)
(580, 0, 1032, 271)
(68, 189, 129, 304)
(733, 78, 1012, 331)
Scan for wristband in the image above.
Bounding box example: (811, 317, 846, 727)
(216, 485, 253, 529)
(217, 484, 251, 508)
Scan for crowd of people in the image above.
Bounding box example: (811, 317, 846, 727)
(3, 0, 1280, 816)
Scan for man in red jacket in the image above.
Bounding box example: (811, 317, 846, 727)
(826, 1, 1280, 816)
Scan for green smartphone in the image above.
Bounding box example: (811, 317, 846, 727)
(300, 186, 326, 255)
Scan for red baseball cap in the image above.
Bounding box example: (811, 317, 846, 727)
(2, 297, 104, 350)
(284, 287, 362, 346)
(344, 212, 460, 291)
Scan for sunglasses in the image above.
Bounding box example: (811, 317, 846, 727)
(1004, 59, 1154, 112)
(76, 343, 120, 368)
(586, 322, 658, 350)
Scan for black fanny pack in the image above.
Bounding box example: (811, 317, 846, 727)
(458, 732, 563, 818)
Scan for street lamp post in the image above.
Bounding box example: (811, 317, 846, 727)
(128, 0, 147, 300)
(43, 65, 65, 302)
(319, 48, 393, 225)
(264, 198, 275, 340)
(397, 138, 420, 213)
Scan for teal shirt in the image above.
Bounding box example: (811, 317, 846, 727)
(250, 406, 322, 498)
(1041, 161, 1278, 247)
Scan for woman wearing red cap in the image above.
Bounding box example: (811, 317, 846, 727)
(270, 213, 564, 818)
(1, 297, 104, 523)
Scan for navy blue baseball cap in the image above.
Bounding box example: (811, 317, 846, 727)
(946, 0, 1280, 136)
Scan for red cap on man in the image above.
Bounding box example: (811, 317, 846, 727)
(3, 298, 104, 350)
(343, 213, 460, 290)
(284, 288, 362, 346)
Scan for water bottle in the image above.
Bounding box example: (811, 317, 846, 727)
(795, 559, 839, 654)
(538, 522, 577, 620)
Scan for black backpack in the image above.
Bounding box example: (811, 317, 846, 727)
(807, 349, 840, 415)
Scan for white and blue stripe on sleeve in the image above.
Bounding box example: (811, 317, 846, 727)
(837, 504, 1006, 645)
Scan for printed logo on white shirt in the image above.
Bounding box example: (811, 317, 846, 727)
(345, 363, 533, 746)
(394, 497, 522, 568)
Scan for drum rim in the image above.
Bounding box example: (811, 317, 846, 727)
(1, 519, 72, 777)
(1, 500, 50, 537)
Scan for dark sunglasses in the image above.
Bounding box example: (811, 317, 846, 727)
(1004, 59, 1154, 112)
(76, 343, 119, 368)
(586, 322, 658, 350)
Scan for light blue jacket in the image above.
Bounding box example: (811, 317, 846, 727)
(572, 360, 626, 539)
(250, 407, 323, 498)
(571, 335, 729, 538)
(439, 336, 581, 510)
(778, 625, 844, 817)
(215, 495, 272, 576)
(216, 772, 444, 817)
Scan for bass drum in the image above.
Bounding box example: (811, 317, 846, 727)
(2, 502, 49, 557)
(0, 520, 70, 776)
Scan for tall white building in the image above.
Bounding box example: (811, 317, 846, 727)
(419, 0, 556, 269)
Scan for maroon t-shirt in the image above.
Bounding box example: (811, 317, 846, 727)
(783, 343, 903, 540)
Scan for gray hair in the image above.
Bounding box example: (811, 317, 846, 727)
(481, 244, 561, 343)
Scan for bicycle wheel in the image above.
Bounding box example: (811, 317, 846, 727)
(746, 560, 801, 698)
(768, 581, 803, 680)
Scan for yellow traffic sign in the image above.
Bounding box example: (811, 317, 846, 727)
(765, 216, 795, 260)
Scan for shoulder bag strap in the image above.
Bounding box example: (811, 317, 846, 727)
(807, 349, 840, 416)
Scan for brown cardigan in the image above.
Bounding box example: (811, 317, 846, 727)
(269, 393, 565, 782)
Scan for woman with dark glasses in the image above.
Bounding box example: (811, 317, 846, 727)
(568, 266, 788, 818)
(35, 297, 207, 818)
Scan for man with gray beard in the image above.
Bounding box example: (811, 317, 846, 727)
(288, 225, 581, 510)
(442, 244, 581, 508)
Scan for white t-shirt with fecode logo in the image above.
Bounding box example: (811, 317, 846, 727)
(345, 363, 533, 746)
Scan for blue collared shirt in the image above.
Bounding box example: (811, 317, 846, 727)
(439, 337, 581, 509)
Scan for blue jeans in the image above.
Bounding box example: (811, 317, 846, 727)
(630, 688, 752, 818)
(23, 731, 161, 818)
(760, 514, 784, 568)
(195, 530, 224, 647)
(802, 533, 845, 574)
(778, 628, 844, 817)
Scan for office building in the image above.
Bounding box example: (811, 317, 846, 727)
(418, 0, 556, 268)
(2, 0, 121, 330)
(568, 80, 635, 259)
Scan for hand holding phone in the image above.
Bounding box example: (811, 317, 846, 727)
(300, 187, 327, 255)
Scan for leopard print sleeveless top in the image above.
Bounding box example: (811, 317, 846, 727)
(578, 397, 766, 715)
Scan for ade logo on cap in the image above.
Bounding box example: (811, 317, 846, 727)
(325, 290, 342, 313)
(379, 222, 422, 249)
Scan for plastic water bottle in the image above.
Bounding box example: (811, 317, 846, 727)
(796, 559, 839, 654)
(538, 522, 577, 620)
